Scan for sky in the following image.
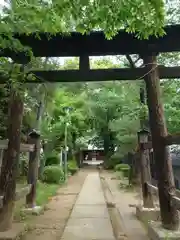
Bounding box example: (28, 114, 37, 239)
(0, 0, 6, 9)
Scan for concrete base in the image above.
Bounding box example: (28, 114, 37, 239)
(0, 223, 26, 240)
(136, 205, 161, 223)
(148, 221, 180, 240)
(21, 206, 44, 216)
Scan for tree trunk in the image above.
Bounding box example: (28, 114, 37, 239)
(36, 95, 45, 178)
(103, 129, 114, 163)
(36, 58, 48, 177)
(143, 55, 179, 230)
(0, 84, 9, 138)
(0, 88, 24, 231)
(103, 130, 109, 161)
(72, 132, 77, 160)
(26, 132, 40, 208)
(139, 83, 147, 128)
(36, 98, 44, 130)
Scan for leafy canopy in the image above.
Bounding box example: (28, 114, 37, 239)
(0, 0, 165, 45)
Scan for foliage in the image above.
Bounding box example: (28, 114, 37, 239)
(36, 56, 180, 163)
(110, 153, 123, 163)
(115, 164, 130, 178)
(36, 181, 60, 206)
(114, 164, 130, 172)
(104, 153, 123, 169)
(68, 160, 78, 175)
(14, 180, 60, 221)
(104, 159, 117, 170)
(121, 168, 130, 178)
(18, 153, 28, 177)
(1, 1, 180, 228)
(45, 152, 60, 166)
(109, 81, 140, 155)
(2, 41, 180, 188)
(85, 81, 121, 158)
(161, 80, 180, 134)
(0, 0, 177, 175)
(42, 165, 64, 184)
(0, 0, 165, 50)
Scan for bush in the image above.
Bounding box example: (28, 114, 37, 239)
(104, 154, 122, 169)
(111, 154, 122, 163)
(42, 165, 64, 184)
(20, 160, 28, 177)
(19, 153, 28, 177)
(68, 160, 78, 175)
(121, 168, 130, 178)
(114, 163, 130, 172)
(114, 163, 130, 178)
(45, 152, 60, 166)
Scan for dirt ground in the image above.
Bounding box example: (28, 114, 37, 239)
(21, 170, 88, 240)
(100, 170, 149, 240)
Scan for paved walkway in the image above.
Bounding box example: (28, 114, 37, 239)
(23, 170, 147, 240)
(61, 172, 115, 240)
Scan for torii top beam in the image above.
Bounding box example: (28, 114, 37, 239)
(1, 24, 180, 58)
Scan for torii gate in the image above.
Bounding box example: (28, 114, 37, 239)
(0, 24, 180, 235)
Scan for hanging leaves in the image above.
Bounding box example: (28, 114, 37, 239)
(0, 0, 165, 50)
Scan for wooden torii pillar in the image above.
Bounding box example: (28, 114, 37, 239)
(0, 87, 24, 231)
(26, 130, 40, 208)
(142, 54, 179, 230)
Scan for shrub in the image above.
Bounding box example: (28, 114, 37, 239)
(114, 163, 130, 178)
(68, 160, 78, 175)
(104, 154, 122, 169)
(20, 159, 29, 176)
(121, 168, 130, 178)
(42, 165, 64, 184)
(45, 152, 60, 166)
(114, 163, 130, 172)
(111, 154, 122, 163)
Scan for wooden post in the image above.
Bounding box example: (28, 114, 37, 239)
(0, 150, 3, 172)
(0, 89, 24, 231)
(131, 152, 141, 186)
(138, 130, 154, 208)
(143, 55, 179, 230)
(26, 130, 40, 208)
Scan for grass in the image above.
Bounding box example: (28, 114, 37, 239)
(13, 180, 60, 222)
(36, 181, 60, 206)
(118, 182, 135, 192)
(115, 172, 123, 180)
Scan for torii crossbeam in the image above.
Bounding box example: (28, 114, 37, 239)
(1, 24, 180, 59)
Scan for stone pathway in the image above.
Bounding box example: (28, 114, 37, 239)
(23, 170, 149, 240)
(22, 170, 116, 240)
(61, 172, 115, 240)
